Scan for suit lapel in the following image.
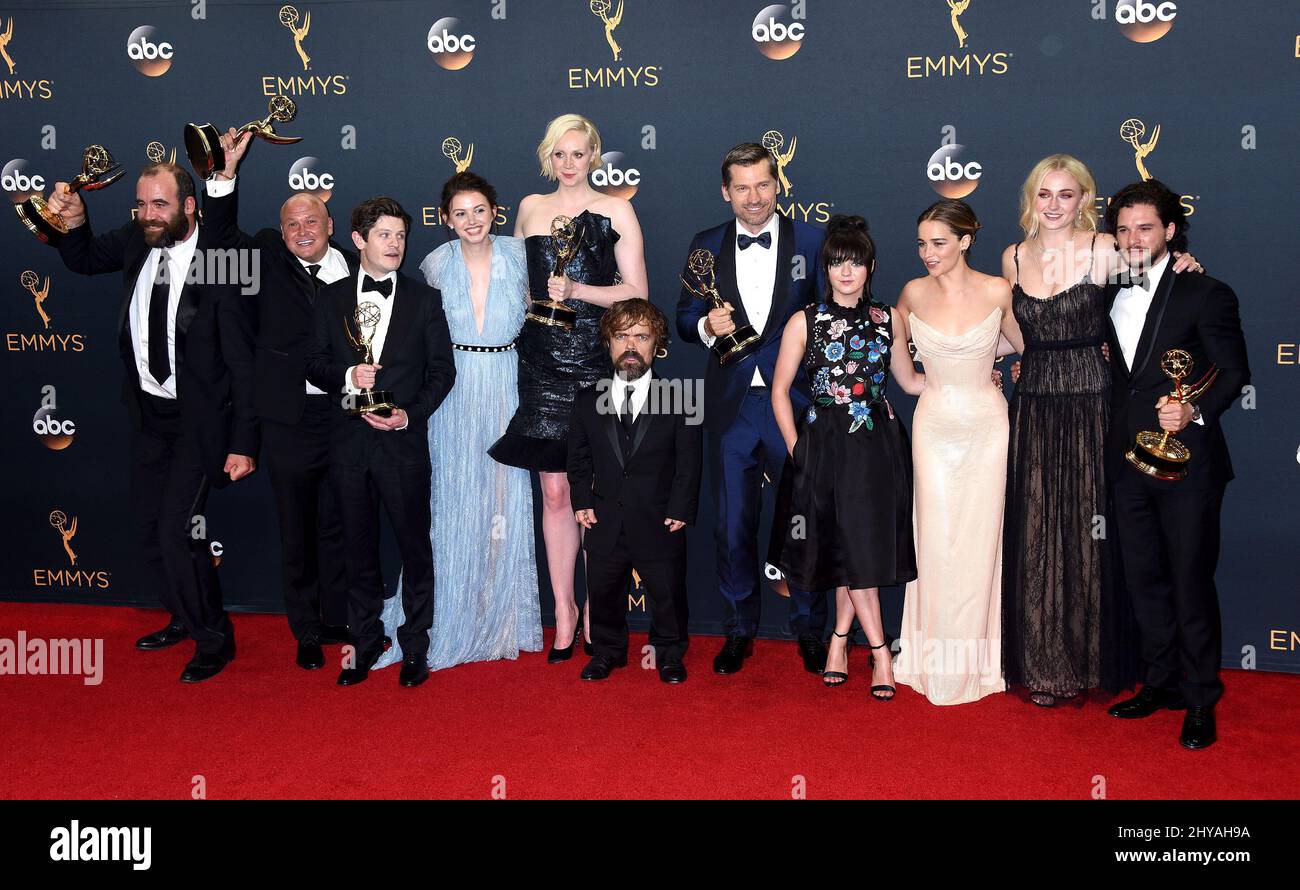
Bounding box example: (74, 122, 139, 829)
(763, 213, 795, 342)
(375, 273, 410, 364)
(627, 408, 654, 461)
(1129, 267, 1177, 382)
(1102, 282, 1129, 379)
(119, 240, 150, 342)
(604, 408, 625, 469)
(712, 221, 755, 332)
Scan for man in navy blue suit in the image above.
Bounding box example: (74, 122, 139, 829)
(675, 142, 828, 675)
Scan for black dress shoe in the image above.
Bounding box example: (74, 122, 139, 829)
(1179, 707, 1217, 749)
(580, 654, 627, 681)
(1107, 685, 1187, 718)
(583, 637, 595, 657)
(398, 654, 429, 688)
(712, 636, 753, 674)
(296, 637, 325, 670)
(317, 624, 350, 645)
(180, 638, 235, 684)
(337, 647, 382, 686)
(658, 660, 687, 684)
(797, 634, 828, 675)
(136, 622, 189, 651)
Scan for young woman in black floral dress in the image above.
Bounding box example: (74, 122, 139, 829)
(769, 215, 923, 699)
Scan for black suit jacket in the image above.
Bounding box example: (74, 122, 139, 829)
(305, 269, 456, 467)
(56, 216, 257, 488)
(567, 377, 703, 560)
(1104, 268, 1250, 488)
(202, 183, 359, 425)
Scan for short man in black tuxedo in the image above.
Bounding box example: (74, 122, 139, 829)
(1103, 180, 1250, 750)
(306, 197, 455, 688)
(202, 128, 357, 670)
(569, 299, 702, 683)
(44, 163, 258, 683)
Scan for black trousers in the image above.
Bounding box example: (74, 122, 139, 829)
(332, 455, 434, 659)
(586, 530, 689, 664)
(130, 393, 232, 655)
(1111, 472, 1225, 708)
(262, 394, 348, 640)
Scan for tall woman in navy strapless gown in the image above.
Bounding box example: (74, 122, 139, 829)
(489, 114, 648, 662)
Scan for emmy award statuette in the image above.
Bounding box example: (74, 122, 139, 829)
(1125, 348, 1219, 482)
(184, 95, 303, 181)
(14, 145, 124, 245)
(681, 248, 762, 366)
(525, 215, 584, 331)
(344, 301, 397, 417)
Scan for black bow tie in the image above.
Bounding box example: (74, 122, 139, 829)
(362, 275, 392, 298)
(738, 231, 771, 250)
(1121, 271, 1150, 292)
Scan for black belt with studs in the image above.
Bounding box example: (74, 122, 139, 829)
(452, 342, 516, 353)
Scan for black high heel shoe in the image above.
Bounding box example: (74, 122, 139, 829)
(548, 626, 580, 664)
(867, 639, 896, 701)
(822, 629, 853, 688)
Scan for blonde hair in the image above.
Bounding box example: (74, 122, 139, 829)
(1018, 154, 1098, 238)
(536, 113, 602, 180)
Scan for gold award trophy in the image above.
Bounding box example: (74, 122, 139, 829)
(184, 95, 303, 181)
(681, 248, 762, 365)
(525, 215, 584, 330)
(344, 301, 397, 417)
(1125, 348, 1219, 481)
(15, 145, 124, 245)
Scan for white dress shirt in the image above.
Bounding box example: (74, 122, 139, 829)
(299, 247, 350, 394)
(612, 368, 653, 422)
(128, 223, 200, 399)
(1109, 250, 1170, 372)
(698, 213, 781, 387)
(344, 268, 398, 391)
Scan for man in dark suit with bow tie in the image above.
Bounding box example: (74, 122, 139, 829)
(44, 162, 258, 683)
(675, 142, 828, 676)
(1102, 179, 1250, 750)
(202, 129, 358, 671)
(569, 299, 702, 683)
(306, 197, 455, 688)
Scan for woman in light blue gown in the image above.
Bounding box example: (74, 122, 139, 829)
(375, 171, 542, 670)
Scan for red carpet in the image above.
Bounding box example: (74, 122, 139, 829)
(2, 602, 1297, 800)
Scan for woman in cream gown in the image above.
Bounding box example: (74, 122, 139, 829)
(893, 199, 1022, 705)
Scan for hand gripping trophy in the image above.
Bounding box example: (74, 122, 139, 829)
(344, 301, 397, 416)
(1125, 348, 1219, 481)
(14, 145, 124, 244)
(184, 94, 304, 181)
(525, 215, 585, 330)
(682, 248, 761, 365)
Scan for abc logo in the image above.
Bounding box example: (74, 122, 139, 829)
(926, 144, 983, 198)
(126, 25, 174, 77)
(3, 159, 45, 202)
(590, 151, 640, 200)
(752, 4, 805, 60)
(427, 17, 476, 70)
(32, 406, 76, 451)
(1116, 0, 1177, 43)
(288, 157, 334, 203)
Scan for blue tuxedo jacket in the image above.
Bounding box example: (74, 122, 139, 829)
(675, 213, 826, 433)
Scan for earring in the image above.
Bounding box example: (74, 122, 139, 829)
(655, 346, 668, 360)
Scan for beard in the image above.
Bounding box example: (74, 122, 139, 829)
(139, 208, 189, 248)
(616, 351, 648, 381)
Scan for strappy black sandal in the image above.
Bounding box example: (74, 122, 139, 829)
(867, 640, 896, 701)
(822, 629, 853, 688)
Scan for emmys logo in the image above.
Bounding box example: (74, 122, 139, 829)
(288, 156, 334, 202)
(19, 270, 51, 329)
(2, 158, 44, 203)
(427, 17, 476, 70)
(0, 16, 14, 74)
(126, 25, 174, 78)
(926, 143, 983, 198)
(34, 508, 111, 589)
(628, 567, 646, 612)
(590, 1, 624, 61)
(1115, 0, 1177, 43)
(145, 141, 176, 165)
(752, 3, 806, 60)
(591, 151, 640, 199)
(9, 269, 85, 353)
(762, 129, 833, 224)
(1120, 118, 1159, 181)
(0, 18, 53, 99)
(906, 0, 1011, 78)
(280, 5, 312, 70)
(442, 136, 474, 173)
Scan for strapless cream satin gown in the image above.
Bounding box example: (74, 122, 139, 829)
(894, 307, 1007, 705)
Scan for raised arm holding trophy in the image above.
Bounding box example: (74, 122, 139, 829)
(14, 144, 123, 244)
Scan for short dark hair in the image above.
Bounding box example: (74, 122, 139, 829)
(917, 198, 981, 253)
(140, 162, 195, 207)
(721, 142, 779, 187)
(351, 196, 411, 240)
(440, 170, 498, 218)
(822, 215, 876, 300)
(1105, 179, 1188, 254)
(599, 298, 669, 353)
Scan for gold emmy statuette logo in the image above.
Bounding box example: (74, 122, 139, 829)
(442, 136, 474, 173)
(0, 17, 16, 75)
(948, 0, 970, 48)
(280, 5, 311, 71)
(50, 509, 77, 566)
(1120, 118, 1159, 181)
(20, 270, 51, 330)
(590, 0, 624, 61)
(146, 140, 176, 165)
(762, 130, 797, 197)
